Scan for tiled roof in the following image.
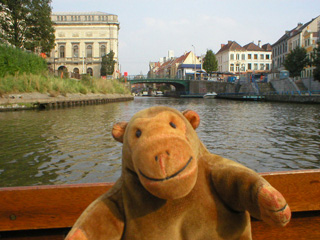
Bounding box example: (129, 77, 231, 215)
(243, 42, 263, 51)
(289, 19, 313, 38)
(157, 51, 191, 73)
(261, 43, 272, 51)
(172, 51, 191, 65)
(272, 32, 290, 46)
(216, 41, 244, 54)
(272, 15, 320, 46)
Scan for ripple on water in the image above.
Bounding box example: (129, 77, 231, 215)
(0, 99, 319, 187)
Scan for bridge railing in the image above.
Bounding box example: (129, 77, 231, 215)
(126, 75, 193, 81)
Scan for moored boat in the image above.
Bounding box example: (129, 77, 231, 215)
(203, 92, 218, 98)
(0, 169, 319, 239)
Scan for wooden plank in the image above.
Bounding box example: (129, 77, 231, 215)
(0, 169, 319, 233)
(252, 211, 320, 240)
(0, 183, 112, 231)
(261, 169, 320, 212)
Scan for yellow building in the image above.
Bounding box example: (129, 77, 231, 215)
(47, 11, 120, 78)
(302, 28, 318, 78)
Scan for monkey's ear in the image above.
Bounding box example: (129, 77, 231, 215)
(112, 122, 128, 143)
(182, 110, 200, 129)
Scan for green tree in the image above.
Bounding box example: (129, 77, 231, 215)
(283, 46, 309, 78)
(0, 0, 55, 53)
(24, 0, 55, 53)
(311, 41, 320, 81)
(203, 49, 218, 76)
(100, 55, 107, 76)
(101, 50, 116, 76)
(0, 0, 29, 48)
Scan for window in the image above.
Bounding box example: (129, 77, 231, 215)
(59, 45, 65, 58)
(230, 64, 234, 72)
(236, 64, 240, 72)
(260, 64, 264, 70)
(248, 63, 252, 70)
(248, 54, 252, 60)
(73, 45, 79, 58)
(254, 63, 258, 70)
(100, 45, 106, 57)
(254, 54, 258, 60)
(87, 68, 93, 76)
(266, 54, 270, 60)
(260, 54, 264, 60)
(266, 64, 270, 70)
(86, 45, 92, 58)
(230, 54, 234, 60)
(236, 54, 240, 60)
(242, 54, 245, 60)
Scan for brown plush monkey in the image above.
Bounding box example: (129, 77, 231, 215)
(66, 106, 290, 240)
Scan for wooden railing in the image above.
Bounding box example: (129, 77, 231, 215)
(0, 169, 319, 239)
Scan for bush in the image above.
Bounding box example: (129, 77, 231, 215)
(0, 73, 130, 95)
(0, 44, 47, 77)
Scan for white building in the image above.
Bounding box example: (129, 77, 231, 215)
(47, 11, 120, 78)
(216, 40, 272, 74)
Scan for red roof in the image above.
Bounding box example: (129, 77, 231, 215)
(216, 41, 244, 54)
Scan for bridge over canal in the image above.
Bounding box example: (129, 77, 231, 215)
(127, 77, 190, 93)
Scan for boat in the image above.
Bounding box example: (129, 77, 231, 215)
(155, 91, 164, 96)
(203, 92, 217, 98)
(216, 93, 265, 101)
(0, 169, 319, 239)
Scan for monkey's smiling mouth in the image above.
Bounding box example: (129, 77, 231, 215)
(139, 157, 193, 182)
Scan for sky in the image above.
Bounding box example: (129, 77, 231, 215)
(51, 0, 320, 75)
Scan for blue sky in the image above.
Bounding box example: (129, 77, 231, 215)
(51, 0, 320, 75)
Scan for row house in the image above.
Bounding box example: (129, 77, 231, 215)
(272, 15, 320, 78)
(150, 51, 201, 80)
(47, 11, 120, 78)
(216, 41, 272, 74)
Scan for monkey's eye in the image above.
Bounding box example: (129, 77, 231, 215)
(169, 122, 176, 129)
(136, 129, 142, 138)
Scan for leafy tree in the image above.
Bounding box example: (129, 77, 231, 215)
(283, 46, 309, 78)
(0, 0, 55, 53)
(0, 0, 29, 48)
(101, 50, 116, 76)
(24, 0, 55, 53)
(311, 42, 320, 81)
(100, 55, 107, 76)
(203, 49, 218, 76)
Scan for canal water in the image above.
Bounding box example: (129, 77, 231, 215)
(0, 97, 319, 187)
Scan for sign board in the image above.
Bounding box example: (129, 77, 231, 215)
(124, 72, 128, 77)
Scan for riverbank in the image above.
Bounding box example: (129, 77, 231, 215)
(0, 92, 134, 111)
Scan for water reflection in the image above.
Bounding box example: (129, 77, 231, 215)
(0, 97, 319, 187)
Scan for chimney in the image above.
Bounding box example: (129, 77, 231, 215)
(221, 44, 225, 48)
(258, 40, 261, 48)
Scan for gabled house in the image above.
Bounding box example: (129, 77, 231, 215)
(150, 51, 201, 80)
(216, 40, 272, 74)
(272, 15, 320, 76)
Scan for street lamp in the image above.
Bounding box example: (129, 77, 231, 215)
(192, 45, 196, 80)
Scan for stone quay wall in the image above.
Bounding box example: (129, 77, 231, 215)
(0, 93, 134, 111)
